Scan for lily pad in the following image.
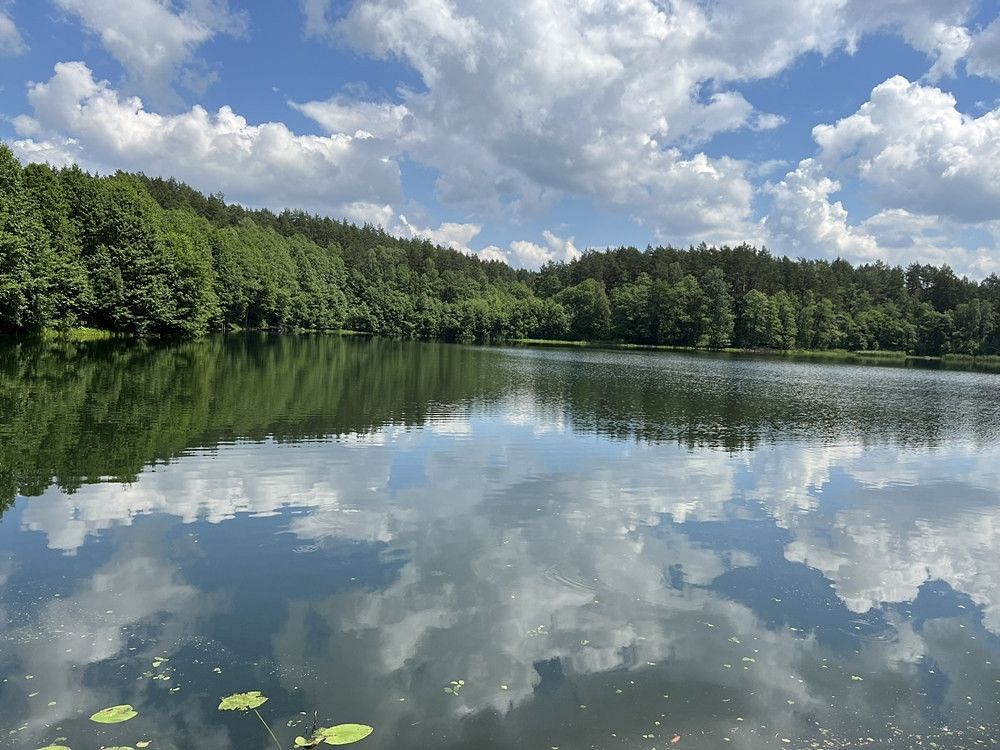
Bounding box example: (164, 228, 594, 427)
(36, 746, 72, 750)
(299, 724, 374, 746)
(218, 691, 269, 711)
(90, 705, 139, 724)
(321, 725, 374, 746)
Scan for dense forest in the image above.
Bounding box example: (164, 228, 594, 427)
(2, 143, 999, 356)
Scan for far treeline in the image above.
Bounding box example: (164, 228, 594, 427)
(2, 144, 999, 356)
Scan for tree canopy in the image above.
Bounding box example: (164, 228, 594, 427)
(2, 144, 999, 356)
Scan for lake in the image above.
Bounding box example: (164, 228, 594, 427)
(2, 335, 999, 750)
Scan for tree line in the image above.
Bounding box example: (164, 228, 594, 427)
(2, 144, 999, 355)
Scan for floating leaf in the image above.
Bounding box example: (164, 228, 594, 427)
(296, 725, 374, 748)
(218, 691, 268, 711)
(136, 742, 151, 748)
(36, 746, 71, 750)
(90, 705, 138, 724)
(317, 724, 374, 746)
(104, 747, 136, 749)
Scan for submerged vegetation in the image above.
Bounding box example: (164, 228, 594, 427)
(3, 144, 1000, 356)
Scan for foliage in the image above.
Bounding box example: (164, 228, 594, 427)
(3, 144, 1000, 355)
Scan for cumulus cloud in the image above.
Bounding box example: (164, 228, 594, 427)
(297, 0, 815, 242)
(840, 0, 975, 81)
(395, 214, 483, 253)
(53, 0, 248, 105)
(390, 217, 583, 269)
(765, 158, 880, 263)
(291, 96, 411, 140)
(0, 8, 26, 56)
(479, 230, 582, 269)
(10, 61, 403, 221)
(966, 17, 1000, 80)
(814, 76, 1000, 225)
(763, 75, 1000, 274)
(293, 0, 981, 244)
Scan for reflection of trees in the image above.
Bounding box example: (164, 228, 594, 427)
(0, 335, 507, 511)
(2, 338, 996, 514)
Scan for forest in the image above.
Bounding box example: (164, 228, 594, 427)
(2, 143, 999, 356)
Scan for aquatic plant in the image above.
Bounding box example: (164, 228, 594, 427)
(294, 724, 374, 747)
(89, 705, 138, 724)
(218, 692, 282, 750)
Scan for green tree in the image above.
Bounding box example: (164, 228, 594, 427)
(951, 299, 995, 355)
(23, 163, 93, 328)
(701, 267, 734, 348)
(555, 279, 611, 340)
(771, 291, 798, 349)
(610, 274, 653, 342)
(0, 145, 55, 332)
(738, 290, 778, 348)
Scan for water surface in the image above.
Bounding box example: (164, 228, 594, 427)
(2, 336, 999, 749)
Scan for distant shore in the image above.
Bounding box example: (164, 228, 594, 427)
(511, 337, 1000, 370)
(12, 327, 1000, 372)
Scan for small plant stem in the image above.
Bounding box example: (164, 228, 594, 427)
(254, 707, 283, 750)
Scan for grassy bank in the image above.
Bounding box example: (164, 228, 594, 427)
(40, 327, 118, 342)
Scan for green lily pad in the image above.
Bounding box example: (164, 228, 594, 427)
(90, 705, 138, 724)
(218, 691, 269, 711)
(318, 724, 374, 745)
(36, 746, 72, 750)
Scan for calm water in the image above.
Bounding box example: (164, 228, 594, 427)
(2, 336, 1000, 749)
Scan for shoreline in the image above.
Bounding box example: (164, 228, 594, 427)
(9, 328, 1000, 372)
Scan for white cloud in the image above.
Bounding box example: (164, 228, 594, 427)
(841, 0, 975, 81)
(342, 201, 395, 228)
(11, 62, 403, 220)
(291, 97, 411, 140)
(294, 0, 981, 248)
(390, 217, 582, 269)
(395, 214, 482, 253)
(301, 0, 334, 38)
(53, 0, 247, 105)
(765, 161, 1000, 274)
(480, 230, 582, 269)
(966, 17, 1000, 80)
(0, 8, 26, 56)
(765, 158, 880, 263)
(763, 75, 1000, 274)
(814, 75, 1000, 225)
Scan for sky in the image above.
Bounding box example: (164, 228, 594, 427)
(1, 1, 999, 276)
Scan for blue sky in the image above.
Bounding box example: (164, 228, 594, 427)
(1, 1, 1000, 275)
